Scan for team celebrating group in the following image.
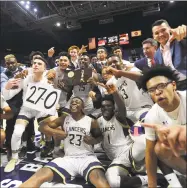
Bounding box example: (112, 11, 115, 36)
(0, 19, 186, 188)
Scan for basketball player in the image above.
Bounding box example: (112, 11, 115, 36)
(66, 53, 99, 115)
(106, 54, 153, 123)
(45, 52, 73, 158)
(84, 84, 147, 187)
(19, 97, 110, 188)
(2, 57, 57, 172)
(141, 66, 185, 187)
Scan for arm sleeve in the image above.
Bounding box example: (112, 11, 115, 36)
(47, 57, 56, 69)
(1, 95, 9, 108)
(2, 79, 23, 100)
(0, 74, 8, 91)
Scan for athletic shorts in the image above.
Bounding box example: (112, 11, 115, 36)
(17, 106, 51, 122)
(45, 155, 105, 184)
(108, 143, 133, 173)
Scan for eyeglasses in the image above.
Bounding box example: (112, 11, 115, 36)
(147, 82, 172, 94)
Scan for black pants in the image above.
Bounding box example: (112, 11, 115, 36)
(5, 116, 35, 150)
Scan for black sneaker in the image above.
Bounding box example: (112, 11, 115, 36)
(40, 142, 53, 158)
(18, 146, 27, 159)
(27, 144, 40, 152)
(0, 148, 7, 154)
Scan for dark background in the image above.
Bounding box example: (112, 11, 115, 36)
(1, 1, 187, 63)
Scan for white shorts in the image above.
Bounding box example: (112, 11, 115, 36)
(45, 155, 105, 184)
(109, 143, 133, 171)
(18, 106, 49, 121)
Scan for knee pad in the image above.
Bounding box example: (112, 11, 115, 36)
(13, 124, 26, 139)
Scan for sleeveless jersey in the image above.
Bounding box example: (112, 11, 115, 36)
(97, 116, 133, 160)
(116, 77, 153, 110)
(73, 84, 92, 100)
(63, 115, 94, 156)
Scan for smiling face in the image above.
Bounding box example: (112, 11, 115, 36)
(69, 49, 78, 59)
(107, 56, 122, 70)
(5, 57, 18, 72)
(152, 23, 170, 46)
(142, 43, 157, 59)
(101, 100, 114, 120)
(70, 97, 84, 113)
(32, 59, 46, 73)
(146, 76, 177, 110)
(58, 56, 70, 71)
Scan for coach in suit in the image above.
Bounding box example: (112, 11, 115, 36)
(152, 19, 187, 90)
(134, 38, 158, 71)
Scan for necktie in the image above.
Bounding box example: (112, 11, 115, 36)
(150, 59, 155, 66)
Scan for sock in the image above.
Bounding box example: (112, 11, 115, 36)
(54, 146, 60, 152)
(138, 175, 148, 186)
(12, 152, 18, 160)
(165, 173, 182, 187)
(22, 141, 27, 147)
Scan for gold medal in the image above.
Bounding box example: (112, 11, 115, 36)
(68, 71, 74, 78)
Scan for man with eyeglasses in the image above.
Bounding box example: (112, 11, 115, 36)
(140, 66, 186, 188)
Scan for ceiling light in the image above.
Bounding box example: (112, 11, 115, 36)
(104, 4, 107, 7)
(20, 1, 25, 5)
(170, 1, 174, 3)
(25, 4, 30, 9)
(26, 1, 30, 4)
(56, 22, 61, 27)
(34, 8, 37, 12)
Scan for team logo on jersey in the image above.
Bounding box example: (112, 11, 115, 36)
(100, 125, 115, 133)
(118, 80, 127, 90)
(162, 121, 168, 126)
(66, 126, 86, 134)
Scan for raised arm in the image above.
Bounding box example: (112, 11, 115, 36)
(106, 84, 127, 124)
(107, 66, 142, 81)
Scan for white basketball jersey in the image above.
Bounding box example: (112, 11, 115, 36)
(53, 68, 67, 108)
(97, 116, 133, 160)
(145, 91, 186, 141)
(73, 84, 92, 99)
(116, 77, 153, 110)
(63, 115, 94, 156)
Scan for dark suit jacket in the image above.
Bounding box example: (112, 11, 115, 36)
(134, 57, 152, 71)
(154, 39, 187, 76)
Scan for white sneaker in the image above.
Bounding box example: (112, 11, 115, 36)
(4, 158, 18, 173)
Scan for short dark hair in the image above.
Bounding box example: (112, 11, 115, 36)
(58, 51, 70, 60)
(102, 94, 115, 105)
(90, 54, 97, 59)
(107, 53, 120, 60)
(81, 52, 90, 59)
(112, 45, 122, 53)
(97, 46, 108, 54)
(140, 66, 179, 91)
(33, 56, 48, 66)
(152, 19, 170, 28)
(29, 51, 44, 60)
(142, 38, 158, 47)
